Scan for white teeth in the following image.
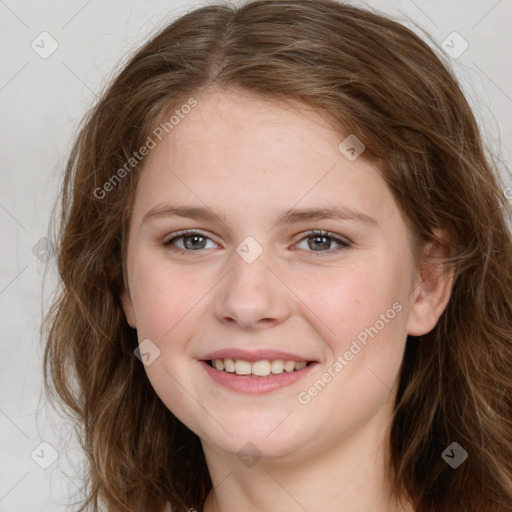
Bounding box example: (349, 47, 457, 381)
(234, 360, 252, 375)
(270, 359, 284, 374)
(211, 358, 309, 376)
(284, 360, 296, 372)
(252, 360, 271, 376)
(224, 358, 235, 372)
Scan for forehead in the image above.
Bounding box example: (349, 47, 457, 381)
(169, 90, 342, 167)
(132, 90, 397, 227)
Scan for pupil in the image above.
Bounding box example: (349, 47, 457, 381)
(310, 236, 329, 250)
(185, 235, 206, 250)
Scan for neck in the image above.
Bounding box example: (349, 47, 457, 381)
(200, 405, 414, 512)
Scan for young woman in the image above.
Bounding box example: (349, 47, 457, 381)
(43, 1, 512, 511)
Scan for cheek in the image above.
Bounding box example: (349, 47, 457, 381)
(129, 254, 204, 341)
(128, 257, 210, 429)
(295, 264, 403, 349)
(294, 268, 408, 416)
(292, 259, 410, 410)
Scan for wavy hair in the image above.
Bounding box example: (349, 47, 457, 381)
(43, 0, 512, 510)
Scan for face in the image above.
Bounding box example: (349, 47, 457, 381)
(121, 89, 443, 463)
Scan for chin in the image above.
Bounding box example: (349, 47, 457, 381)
(198, 413, 318, 463)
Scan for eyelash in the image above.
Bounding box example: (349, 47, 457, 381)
(162, 229, 352, 257)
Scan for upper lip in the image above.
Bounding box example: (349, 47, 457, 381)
(201, 348, 316, 363)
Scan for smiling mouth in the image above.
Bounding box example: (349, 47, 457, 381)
(207, 358, 310, 377)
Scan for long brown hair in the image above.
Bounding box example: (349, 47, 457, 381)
(43, 1, 512, 510)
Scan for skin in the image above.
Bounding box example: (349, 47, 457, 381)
(121, 88, 454, 512)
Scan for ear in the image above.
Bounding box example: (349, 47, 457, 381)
(120, 286, 137, 329)
(406, 229, 455, 336)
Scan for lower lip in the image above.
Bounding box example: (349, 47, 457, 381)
(200, 360, 317, 395)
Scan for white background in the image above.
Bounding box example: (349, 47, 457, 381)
(1, 0, 511, 510)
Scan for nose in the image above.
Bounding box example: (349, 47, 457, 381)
(213, 248, 292, 330)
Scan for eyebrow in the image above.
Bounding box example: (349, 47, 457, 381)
(141, 204, 378, 228)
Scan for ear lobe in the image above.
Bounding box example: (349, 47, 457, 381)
(120, 288, 137, 329)
(406, 231, 455, 336)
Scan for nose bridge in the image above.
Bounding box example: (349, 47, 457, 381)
(214, 241, 290, 328)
